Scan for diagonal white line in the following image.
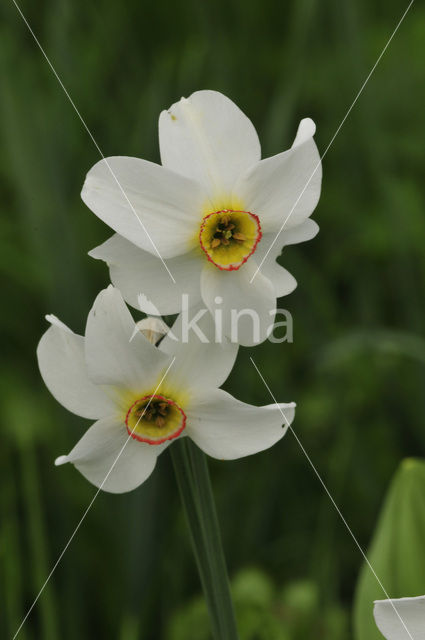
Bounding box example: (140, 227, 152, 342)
(250, 0, 414, 283)
(12, 357, 176, 640)
(11, 0, 176, 284)
(250, 356, 415, 640)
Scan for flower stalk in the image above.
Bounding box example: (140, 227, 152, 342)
(171, 439, 240, 640)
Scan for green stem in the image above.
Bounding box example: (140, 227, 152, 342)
(171, 439, 240, 640)
(20, 445, 59, 640)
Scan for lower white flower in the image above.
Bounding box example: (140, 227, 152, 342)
(83, 90, 321, 346)
(37, 286, 295, 494)
(374, 596, 425, 640)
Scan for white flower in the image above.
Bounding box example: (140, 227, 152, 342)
(83, 90, 321, 346)
(374, 596, 425, 640)
(37, 286, 295, 493)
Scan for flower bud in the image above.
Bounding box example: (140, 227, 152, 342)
(132, 316, 169, 345)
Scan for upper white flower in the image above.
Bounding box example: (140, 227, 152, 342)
(82, 90, 322, 346)
(374, 596, 425, 640)
(37, 286, 295, 493)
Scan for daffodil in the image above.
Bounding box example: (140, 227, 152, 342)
(37, 286, 295, 493)
(83, 90, 321, 346)
(374, 596, 425, 640)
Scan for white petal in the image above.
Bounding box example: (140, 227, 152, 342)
(45, 314, 73, 332)
(89, 234, 202, 315)
(159, 305, 238, 391)
(235, 119, 321, 232)
(81, 156, 205, 258)
(269, 266, 297, 299)
(251, 233, 297, 299)
(85, 286, 171, 388)
(374, 596, 425, 640)
(200, 260, 276, 346)
(292, 117, 316, 148)
(250, 221, 318, 297)
(37, 316, 114, 420)
(159, 90, 261, 199)
(279, 219, 320, 246)
(186, 388, 295, 460)
(56, 416, 163, 493)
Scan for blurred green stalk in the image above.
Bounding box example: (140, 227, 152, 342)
(2, 456, 29, 640)
(171, 440, 240, 640)
(20, 445, 59, 640)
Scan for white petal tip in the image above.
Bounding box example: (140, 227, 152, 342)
(287, 276, 298, 295)
(307, 220, 320, 239)
(55, 455, 69, 466)
(45, 315, 72, 333)
(278, 402, 296, 427)
(301, 117, 316, 133)
(274, 271, 297, 298)
(88, 247, 100, 260)
(292, 118, 317, 148)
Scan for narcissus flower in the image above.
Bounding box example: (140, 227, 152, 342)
(374, 596, 425, 640)
(37, 286, 295, 493)
(83, 90, 321, 346)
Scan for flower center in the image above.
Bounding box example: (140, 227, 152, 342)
(199, 209, 262, 271)
(125, 394, 186, 445)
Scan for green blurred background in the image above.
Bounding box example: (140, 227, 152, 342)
(1, 0, 424, 638)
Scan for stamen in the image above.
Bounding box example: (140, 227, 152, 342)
(125, 394, 186, 445)
(199, 209, 262, 271)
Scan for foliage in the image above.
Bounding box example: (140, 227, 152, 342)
(354, 459, 425, 640)
(167, 569, 349, 640)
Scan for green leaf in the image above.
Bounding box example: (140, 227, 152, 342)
(354, 458, 425, 640)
